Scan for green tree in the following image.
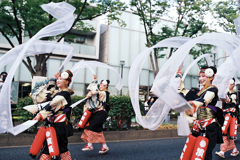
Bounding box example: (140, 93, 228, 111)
(213, 0, 239, 34)
(130, 0, 170, 77)
(161, 0, 214, 59)
(0, 0, 127, 76)
(130, 0, 215, 75)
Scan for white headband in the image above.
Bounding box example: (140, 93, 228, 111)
(61, 72, 69, 80)
(101, 80, 108, 85)
(205, 68, 214, 78)
(229, 79, 235, 85)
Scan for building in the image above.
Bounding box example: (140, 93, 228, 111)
(0, 11, 228, 103)
(98, 11, 228, 100)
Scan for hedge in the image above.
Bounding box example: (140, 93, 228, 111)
(14, 95, 144, 133)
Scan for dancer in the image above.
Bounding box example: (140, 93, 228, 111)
(215, 78, 239, 158)
(81, 75, 110, 154)
(181, 66, 224, 160)
(25, 70, 74, 160)
(176, 69, 189, 98)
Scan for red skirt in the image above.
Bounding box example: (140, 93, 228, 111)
(81, 129, 106, 144)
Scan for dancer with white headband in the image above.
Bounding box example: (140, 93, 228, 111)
(24, 70, 74, 160)
(80, 74, 111, 154)
(215, 78, 239, 158)
(180, 66, 224, 160)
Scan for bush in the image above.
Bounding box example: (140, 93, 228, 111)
(106, 95, 144, 131)
(71, 95, 86, 118)
(14, 96, 41, 133)
(14, 95, 144, 132)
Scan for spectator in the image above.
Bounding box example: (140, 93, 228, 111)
(0, 72, 14, 103)
(148, 97, 155, 106)
(144, 100, 149, 115)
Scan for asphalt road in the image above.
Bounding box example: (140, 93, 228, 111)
(1, 135, 240, 160)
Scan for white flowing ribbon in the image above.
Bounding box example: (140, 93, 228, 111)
(0, 2, 75, 135)
(70, 60, 123, 91)
(129, 33, 240, 135)
(70, 97, 88, 109)
(182, 54, 213, 81)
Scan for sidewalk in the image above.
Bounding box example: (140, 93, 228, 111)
(1, 120, 239, 148)
(0, 128, 179, 148)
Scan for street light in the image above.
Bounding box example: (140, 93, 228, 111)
(120, 60, 125, 96)
(211, 46, 217, 67)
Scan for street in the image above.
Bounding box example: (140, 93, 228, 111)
(1, 134, 240, 160)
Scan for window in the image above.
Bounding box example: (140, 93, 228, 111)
(18, 82, 31, 98)
(64, 35, 86, 44)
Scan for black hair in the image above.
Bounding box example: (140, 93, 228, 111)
(100, 80, 110, 89)
(209, 66, 217, 74)
(0, 72, 7, 76)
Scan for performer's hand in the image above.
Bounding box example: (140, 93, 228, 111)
(33, 114, 41, 121)
(87, 91, 93, 98)
(54, 71, 61, 79)
(185, 108, 194, 116)
(94, 75, 97, 80)
(225, 96, 230, 103)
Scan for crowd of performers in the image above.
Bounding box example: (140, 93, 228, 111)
(178, 66, 239, 160)
(24, 71, 111, 160)
(23, 65, 240, 160)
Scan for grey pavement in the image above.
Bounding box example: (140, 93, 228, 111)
(1, 135, 240, 160)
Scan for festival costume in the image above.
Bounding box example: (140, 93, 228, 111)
(180, 86, 223, 160)
(25, 77, 74, 160)
(80, 79, 110, 153)
(180, 82, 224, 159)
(215, 90, 239, 158)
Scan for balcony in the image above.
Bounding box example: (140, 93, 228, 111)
(65, 42, 96, 56)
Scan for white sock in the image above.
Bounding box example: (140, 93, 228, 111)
(103, 144, 108, 148)
(233, 148, 237, 152)
(88, 143, 92, 147)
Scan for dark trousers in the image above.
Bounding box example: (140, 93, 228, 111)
(205, 122, 223, 160)
(42, 122, 69, 155)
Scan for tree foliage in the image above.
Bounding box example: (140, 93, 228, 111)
(161, 0, 214, 59)
(130, 0, 170, 77)
(0, 0, 127, 76)
(213, 0, 239, 34)
(130, 0, 216, 74)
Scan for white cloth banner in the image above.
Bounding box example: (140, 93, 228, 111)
(70, 97, 88, 108)
(129, 33, 240, 135)
(70, 60, 123, 91)
(0, 2, 75, 135)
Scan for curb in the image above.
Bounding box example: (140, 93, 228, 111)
(0, 129, 179, 147)
(1, 128, 240, 148)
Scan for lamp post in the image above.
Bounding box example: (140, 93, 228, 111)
(211, 46, 217, 67)
(120, 60, 125, 96)
(211, 46, 229, 67)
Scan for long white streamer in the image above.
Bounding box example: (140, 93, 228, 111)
(70, 60, 123, 91)
(182, 54, 213, 81)
(0, 2, 75, 135)
(70, 97, 88, 108)
(129, 33, 240, 135)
